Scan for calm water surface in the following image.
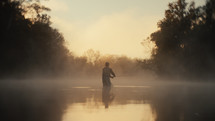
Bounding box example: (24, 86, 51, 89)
(0, 79, 215, 121)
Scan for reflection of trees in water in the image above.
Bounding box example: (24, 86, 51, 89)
(150, 84, 215, 121)
(0, 84, 66, 121)
(102, 87, 115, 109)
(2, 81, 215, 121)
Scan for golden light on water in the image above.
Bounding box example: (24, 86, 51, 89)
(63, 103, 155, 121)
(60, 83, 156, 121)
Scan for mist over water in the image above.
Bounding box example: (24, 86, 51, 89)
(1, 0, 215, 121)
(1, 77, 215, 121)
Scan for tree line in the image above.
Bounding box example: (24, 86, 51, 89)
(1, 0, 215, 80)
(0, 0, 144, 79)
(0, 0, 69, 78)
(146, 0, 215, 80)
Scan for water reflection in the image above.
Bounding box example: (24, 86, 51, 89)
(62, 85, 155, 121)
(0, 82, 66, 121)
(150, 83, 215, 121)
(0, 81, 215, 121)
(102, 87, 115, 109)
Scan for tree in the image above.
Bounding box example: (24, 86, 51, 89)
(147, 0, 215, 79)
(0, 0, 69, 78)
(149, 0, 196, 76)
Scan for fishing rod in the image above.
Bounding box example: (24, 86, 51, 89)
(110, 75, 128, 78)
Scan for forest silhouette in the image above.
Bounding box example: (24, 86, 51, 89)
(148, 0, 215, 80)
(0, 0, 215, 80)
(0, 0, 68, 78)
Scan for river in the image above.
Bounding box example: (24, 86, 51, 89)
(0, 77, 215, 121)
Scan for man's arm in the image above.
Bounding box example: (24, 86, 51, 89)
(110, 69, 116, 77)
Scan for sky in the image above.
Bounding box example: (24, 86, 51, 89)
(42, 0, 205, 59)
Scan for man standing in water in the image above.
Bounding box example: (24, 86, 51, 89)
(102, 62, 116, 87)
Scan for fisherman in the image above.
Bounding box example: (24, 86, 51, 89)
(102, 62, 116, 87)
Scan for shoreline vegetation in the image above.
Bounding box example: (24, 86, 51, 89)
(0, 0, 215, 81)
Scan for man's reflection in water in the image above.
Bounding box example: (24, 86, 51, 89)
(102, 87, 115, 109)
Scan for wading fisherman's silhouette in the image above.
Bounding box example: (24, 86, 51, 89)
(102, 62, 116, 87)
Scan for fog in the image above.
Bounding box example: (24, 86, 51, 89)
(1, 0, 215, 121)
(1, 77, 215, 121)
